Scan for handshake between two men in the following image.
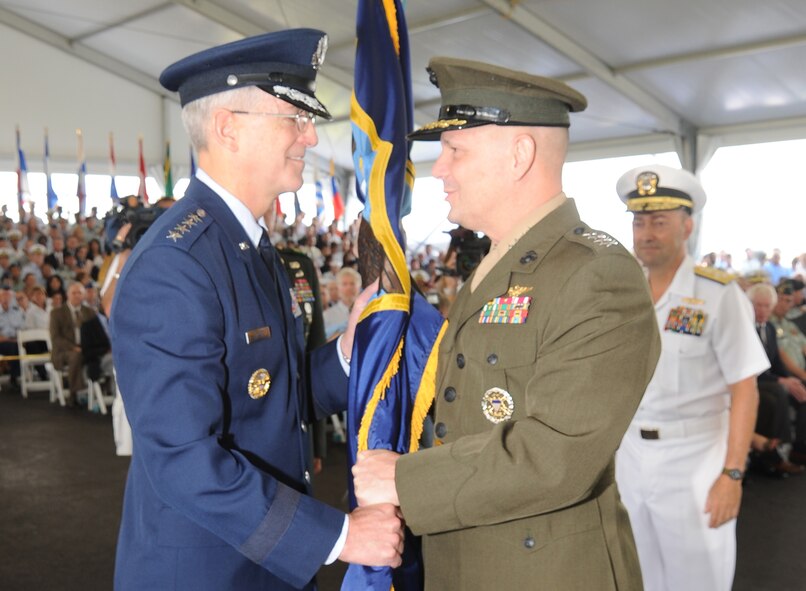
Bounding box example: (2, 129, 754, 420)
(340, 450, 405, 566)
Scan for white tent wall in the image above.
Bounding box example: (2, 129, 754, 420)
(3, 1, 806, 181)
(0, 21, 178, 178)
(2, 0, 806, 238)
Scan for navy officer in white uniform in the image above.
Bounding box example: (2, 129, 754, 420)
(614, 164, 769, 591)
(111, 29, 402, 591)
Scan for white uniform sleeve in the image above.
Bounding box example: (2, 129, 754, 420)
(712, 282, 770, 385)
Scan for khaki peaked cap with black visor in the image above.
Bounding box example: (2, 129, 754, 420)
(408, 57, 587, 141)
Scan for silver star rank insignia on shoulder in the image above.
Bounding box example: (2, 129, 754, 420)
(166, 208, 207, 242)
(582, 231, 618, 247)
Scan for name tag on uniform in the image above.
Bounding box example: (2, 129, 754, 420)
(245, 326, 271, 344)
(665, 306, 707, 336)
(479, 296, 532, 324)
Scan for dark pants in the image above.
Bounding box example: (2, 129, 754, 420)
(757, 379, 806, 452)
(23, 340, 48, 380)
(757, 381, 792, 442)
(0, 340, 20, 378)
(791, 393, 806, 453)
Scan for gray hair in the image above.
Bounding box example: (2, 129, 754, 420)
(181, 86, 268, 151)
(746, 282, 777, 306)
(337, 267, 361, 283)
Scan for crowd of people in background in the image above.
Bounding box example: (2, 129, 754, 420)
(4, 199, 806, 487)
(696, 249, 806, 480)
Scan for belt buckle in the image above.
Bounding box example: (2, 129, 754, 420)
(640, 428, 660, 440)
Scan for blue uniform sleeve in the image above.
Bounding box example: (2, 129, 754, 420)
(310, 338, 349, 417)
(112, 244, 344, 587)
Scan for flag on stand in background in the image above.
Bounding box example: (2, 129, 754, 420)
(314, 176, 325, 219)
(44, 129, 59, 211)
(330, 159, 345, 222)
(163, 140, 174, 198)
(76, 129, 87, 216)
(274, 194, 283, 219)
(189, 146, 197, 177)
(109, 132, 119, 201)
(292, 192, 302, 218)
(16, 126, 30, 220)
(344, 0, 446, 589)
(137, 136, 149, 203)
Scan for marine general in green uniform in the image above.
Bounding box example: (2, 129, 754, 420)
(352, 58, 661, 590)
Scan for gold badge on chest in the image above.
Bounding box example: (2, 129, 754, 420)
(248, 368, 271, 399)
(481, 387, 514, 423)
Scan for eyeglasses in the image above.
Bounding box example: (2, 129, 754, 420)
(228, 110, 316, 133)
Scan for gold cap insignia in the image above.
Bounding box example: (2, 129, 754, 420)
(481, 387, 514, 424)
(247, 368, 271, 399)
(636, 171, 659, 196)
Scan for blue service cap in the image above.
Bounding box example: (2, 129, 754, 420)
(159, 28, 331, 119)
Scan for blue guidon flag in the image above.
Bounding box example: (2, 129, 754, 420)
(345, 1, 447, 590)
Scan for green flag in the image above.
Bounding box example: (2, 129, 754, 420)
(163, 141, 173, 197)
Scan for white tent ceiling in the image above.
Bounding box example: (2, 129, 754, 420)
(2, 0, 806, 180)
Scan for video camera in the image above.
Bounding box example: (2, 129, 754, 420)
(104, 196, 166, 253)
(442, 227, 491, 282)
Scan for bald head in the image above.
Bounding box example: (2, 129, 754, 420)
(432, 124, 568, 241)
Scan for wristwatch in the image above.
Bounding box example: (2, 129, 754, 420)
(722, 467, 744, 481)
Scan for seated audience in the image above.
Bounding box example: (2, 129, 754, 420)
(748, 283, 806, 469)
(0, 286, 24, 386)
(50, 281, 96, 405)
(323, 267, 361, 340)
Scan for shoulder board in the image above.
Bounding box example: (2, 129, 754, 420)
(694, 266, 735, 285)
(160, 207, 212, 250)
(565, 226, 620, 250)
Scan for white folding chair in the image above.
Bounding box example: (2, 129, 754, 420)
(45, 361, 66, 406)
(86, 370, 115, 415)
(330, 413, 346, 443)
(16, 328, 55, 401)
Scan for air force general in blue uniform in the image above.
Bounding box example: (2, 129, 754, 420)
(111, 30, 359, 590)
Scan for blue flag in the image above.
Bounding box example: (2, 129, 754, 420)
(189, 146, 197, 177)
(77, 160, 87, 216)
(315, 179, 325, 219)
(293, 191, 302, 218)
(345, 1, 446, 589)
(44, 130, 59, 211)
(16, 127, 30, 220)
(76, 130, 87, 216)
